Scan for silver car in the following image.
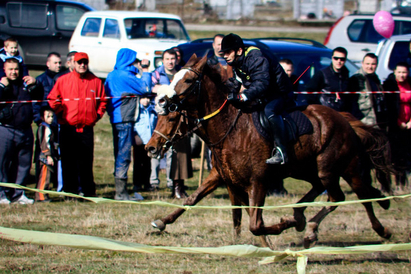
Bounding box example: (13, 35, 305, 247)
(375, 33, 411, 82)
(324, 14, 411, 65)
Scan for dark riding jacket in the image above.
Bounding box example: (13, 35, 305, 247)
(234, 47, 293, 105)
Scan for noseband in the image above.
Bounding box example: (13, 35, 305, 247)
(154, 65, 237, 151)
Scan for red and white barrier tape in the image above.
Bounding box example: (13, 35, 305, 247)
(0, 91, 408, 104)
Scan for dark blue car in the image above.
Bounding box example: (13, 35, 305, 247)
(177, 37, 358, 92)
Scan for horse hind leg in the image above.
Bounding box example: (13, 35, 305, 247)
(344, 172, 391, 239)
(303, 176, 344, 249)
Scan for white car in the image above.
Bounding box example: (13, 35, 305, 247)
(324, 14, 411, 65)
(69, 11, 191, 78)
(375, 33, 411, 82)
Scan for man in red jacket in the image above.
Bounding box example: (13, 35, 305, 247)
(48, 52, 107, 198)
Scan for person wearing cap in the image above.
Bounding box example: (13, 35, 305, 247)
(47, 52, 107, 198)
(104, 48, 152, 201)
(220, 33, 294, 165)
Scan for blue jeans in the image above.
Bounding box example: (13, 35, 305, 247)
(112, 122, 134, 179)
(0, 126, 33, 200)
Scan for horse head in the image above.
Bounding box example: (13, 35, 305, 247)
(146, 54, 214, 159)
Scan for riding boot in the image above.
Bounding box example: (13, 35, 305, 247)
(114, 178, 140, 201)
(172, 180, 188, 199)
(266, 114, 289, 165)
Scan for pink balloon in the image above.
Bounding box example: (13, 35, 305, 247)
(373, 11, 394, 39)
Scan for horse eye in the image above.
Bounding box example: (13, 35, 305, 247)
(168, 118, 176, 122)
(185, 79, 193, 84)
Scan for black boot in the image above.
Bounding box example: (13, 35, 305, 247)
(266, 114, 288, 165)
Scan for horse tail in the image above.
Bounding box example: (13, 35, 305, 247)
(340, 112, 394, 195)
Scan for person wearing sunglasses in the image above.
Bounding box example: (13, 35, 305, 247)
(47, 52, 107, 199)
(305, 47, 350, 112)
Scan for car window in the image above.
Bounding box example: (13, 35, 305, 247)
(103, 19, 120, 39)
(124, 18, 188, 40)
(348, 19, 383, 43)
(56, 5, 87, 31)
(388, 41, 409, 70)
(398, 20, 411, 34)
(7, 3, 48, 29)
(81, 18, 101, 37)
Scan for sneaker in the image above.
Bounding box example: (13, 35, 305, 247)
(12, 194, 34, 205)
(133, 192, 144, 201)
(0, 198, 10, 205)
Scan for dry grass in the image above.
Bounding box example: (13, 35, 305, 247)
(1, 114, 411, 273)
(4, 29, 409, 273)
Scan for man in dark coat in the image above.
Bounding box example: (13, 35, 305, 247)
(0, 58, 43, 204)
(305, 47, 350, 112)
(220, 33, 294, 165)
(33, 52, 62, 125)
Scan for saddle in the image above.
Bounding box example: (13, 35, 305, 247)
(252, 106, 313, 143)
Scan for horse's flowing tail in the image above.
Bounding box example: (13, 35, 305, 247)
(340, 112, 394, 194)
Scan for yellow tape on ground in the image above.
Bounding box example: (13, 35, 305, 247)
(1, 226, 411, 274)
(1, 182, 410, 210)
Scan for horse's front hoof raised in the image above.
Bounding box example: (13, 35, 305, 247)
(152, 220, 166, 231)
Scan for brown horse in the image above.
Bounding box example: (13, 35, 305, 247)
(146, 55, 393, 248)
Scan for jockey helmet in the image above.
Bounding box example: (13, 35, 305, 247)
(219, 33, 244, 54)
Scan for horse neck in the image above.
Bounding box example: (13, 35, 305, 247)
(194, 74, 239, 145)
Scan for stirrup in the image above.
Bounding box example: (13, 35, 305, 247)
(266, 147, 285, 165)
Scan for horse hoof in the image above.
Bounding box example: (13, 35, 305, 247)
(303, 222, 318, 249)
(377, 199, 390, 210)
(383, 228, 392, 239)
(280, 216, 297, 227)
(152, 220, 166, 231)
(303, 235, 318, 249)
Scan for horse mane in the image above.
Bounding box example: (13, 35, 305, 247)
(183, 54, 232, 93)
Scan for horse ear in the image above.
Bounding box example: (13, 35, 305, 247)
(196, 55, 208, 70)
(185, 54, 198, 67)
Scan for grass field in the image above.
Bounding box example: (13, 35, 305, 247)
(1, 30, 411, 273)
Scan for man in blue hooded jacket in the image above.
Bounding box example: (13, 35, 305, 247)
(105, 48, 152, 201)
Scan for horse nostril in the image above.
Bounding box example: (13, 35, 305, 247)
(147, 146, 156, 153)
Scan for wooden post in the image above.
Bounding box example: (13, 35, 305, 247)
(198, 140, 206, 186)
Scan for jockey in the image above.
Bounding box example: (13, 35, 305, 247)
(220, 33, 294, 165)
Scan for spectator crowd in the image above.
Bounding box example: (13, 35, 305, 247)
(0, 33, 410, 204)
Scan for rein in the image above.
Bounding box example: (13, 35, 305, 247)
(157, 65, 242, 150)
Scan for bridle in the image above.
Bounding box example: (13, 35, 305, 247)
(153, 65, 241, 151)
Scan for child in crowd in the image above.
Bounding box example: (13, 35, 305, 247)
(34, 106, 59, 202)
(0, 37, 29, 78)
(133, 95, 158, 198)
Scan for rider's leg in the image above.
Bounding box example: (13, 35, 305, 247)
(266, 114, 288, 164)
(264, 99, 288, 165)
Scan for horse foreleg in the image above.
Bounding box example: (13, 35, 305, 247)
(227, 186, 243, 238)
(152, 168, 222, 231)
(280, 185, 324, 232)
(247, 182, 292, 237)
